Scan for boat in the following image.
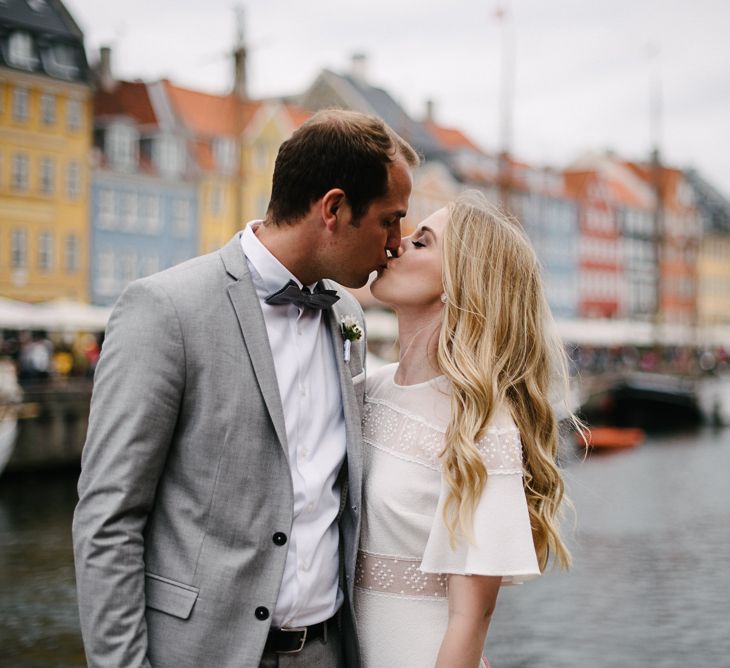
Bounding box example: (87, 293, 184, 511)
(577, 426, 645, 450)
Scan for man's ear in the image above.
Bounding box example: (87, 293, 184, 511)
(321, 189, 347, 231)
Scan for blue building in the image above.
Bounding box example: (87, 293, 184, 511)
(89, 52, 198, 305)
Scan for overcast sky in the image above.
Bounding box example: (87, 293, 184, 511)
(64, 0, 730, 197)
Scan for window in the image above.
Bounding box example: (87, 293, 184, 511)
(40, 93, 55, 125)
(8, 32, 39, 70)
(12, 87, 29, 121)
(141, 194, 160, 233)
(107, 123, 137, 169)
(210, 185, 223, 216)
(67, 98, 82, 131)
(97, 249, 114, 293)
(173, 198, 191, 238)
(213, 137, 236, 173)
(254, 143, 268, 171)
(66, 160, 81, 198)
(119, 192, 137, 231)
(40, 157, 55, 194)
(65, 235, 79, 272)
(11, 229, 27, 269)
(38, 231, 53, 271)
(98, 188, 115, 229)
(155, 135, 185, 177)
(43, 44, 79, 80)
(12, 153, 29, 191)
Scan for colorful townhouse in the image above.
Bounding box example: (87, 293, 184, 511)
(686, 169, 730, 327)
(0, 0, 91, 302)
(565, 166, 623, 319)
(625, 162, 702, 327)
(510, 164, 580, 319)
(162, 81, 255, 254)
(89, 50, 198, 306)
(239, 101, 310, 225)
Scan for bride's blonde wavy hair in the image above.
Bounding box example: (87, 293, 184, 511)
(437, 189, 577, 570)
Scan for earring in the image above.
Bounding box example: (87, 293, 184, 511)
(440, 293, 448, 304)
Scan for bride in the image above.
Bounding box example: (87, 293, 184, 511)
(354, 190, 575, 667)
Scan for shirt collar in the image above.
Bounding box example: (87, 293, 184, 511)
(240, 221, 317, 299)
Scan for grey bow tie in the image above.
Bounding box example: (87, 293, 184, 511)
(264, 280, 340, 310)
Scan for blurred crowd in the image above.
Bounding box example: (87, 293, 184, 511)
(1, 330, 102, 384)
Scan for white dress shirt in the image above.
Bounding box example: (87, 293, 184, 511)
(240, 221, 346, 627)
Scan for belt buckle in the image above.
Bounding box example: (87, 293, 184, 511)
(277, 626, 307, 654)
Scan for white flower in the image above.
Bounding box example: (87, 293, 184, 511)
(340, 315, 363, 362)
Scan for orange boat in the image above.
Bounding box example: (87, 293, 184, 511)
(577, 427, 645, 450)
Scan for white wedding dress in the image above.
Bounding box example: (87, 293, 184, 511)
(354, 364, 540, 667)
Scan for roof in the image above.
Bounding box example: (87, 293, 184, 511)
(424, 120, 482, 153)
(0, 0, 90, 82)
(0, 0, 83, 38)
(94, 81, 157, 127)
(163, 81, 262, 137)
(283, 102, 311, 129)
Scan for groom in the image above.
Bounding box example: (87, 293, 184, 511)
(73, 109, 418, 668)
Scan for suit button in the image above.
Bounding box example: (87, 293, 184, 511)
(255, 606, 269, 621)
(272, 532, 287, 546)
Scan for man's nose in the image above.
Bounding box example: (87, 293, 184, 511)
(386, 227, 402, 257)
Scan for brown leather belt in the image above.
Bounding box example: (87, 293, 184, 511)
(264, 616, 334, 654)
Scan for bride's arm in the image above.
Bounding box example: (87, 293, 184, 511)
(434, 574, 502, 668)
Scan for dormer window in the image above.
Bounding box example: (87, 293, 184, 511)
(43, 44, 79, 80)
(154, 135, 186, 178)
(213, 137, 236, 174)
(8, 32, 39, 70)
(106, 122, 139, 171)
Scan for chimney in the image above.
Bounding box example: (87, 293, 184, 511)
(98, 46, 115, 92)
(425, 99, 435, 122)
(233, 46, 247, 99)
(351, 53, 367, 84)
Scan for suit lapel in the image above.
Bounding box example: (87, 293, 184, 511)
(325, 294, 363, 510)
(220, 236, 289, 459)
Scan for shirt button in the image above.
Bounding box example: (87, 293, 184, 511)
(300, 448, 308, 458)
(255, 606, 269, 621)
(307, 502, 314, 512)
(272, 532, 287, 546)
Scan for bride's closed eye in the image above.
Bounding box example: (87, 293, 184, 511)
(411, 239, 426, 248)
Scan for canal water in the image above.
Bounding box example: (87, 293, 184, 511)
(0, 428, 728, 668)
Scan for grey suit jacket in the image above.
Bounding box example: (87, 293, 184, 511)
(72, 235, 365, 668)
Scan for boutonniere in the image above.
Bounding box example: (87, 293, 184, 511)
(340, 315, 363, 363)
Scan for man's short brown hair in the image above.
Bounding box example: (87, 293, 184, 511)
(267, 109, 419, 224)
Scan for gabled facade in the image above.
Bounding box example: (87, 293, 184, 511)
(686, 169, 730, 326)
(162, 81, 256, 254)
(240, 101, 309, 224)
(625, 162, 701, 326)
(0, 0, 91, 302)
(565, 168, 622, 319)
(90, 59, 198, 305)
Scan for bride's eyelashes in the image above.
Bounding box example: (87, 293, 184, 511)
(411, 239, 426, 248)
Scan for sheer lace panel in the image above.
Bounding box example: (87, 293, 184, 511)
(355, 550, 449, 599)
(363, 397, 524, 474)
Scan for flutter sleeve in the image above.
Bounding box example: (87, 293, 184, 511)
(419, 421, 541, 585)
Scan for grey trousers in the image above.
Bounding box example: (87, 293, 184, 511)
(258, 622, 343, 668)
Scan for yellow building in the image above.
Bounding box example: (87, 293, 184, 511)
(698, 233, 730, 326)
(0, 2, 92, 302)
(240, 102, 310, 225)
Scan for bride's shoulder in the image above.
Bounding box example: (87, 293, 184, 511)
(365, 362, 397, 396)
